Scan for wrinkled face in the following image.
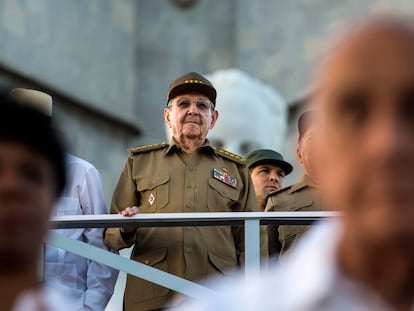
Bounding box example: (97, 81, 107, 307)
(316, 24, 414, 245)
(0, 141, 57, 268)
(250, 164, 285, 208)
(164, 93, 218, 143)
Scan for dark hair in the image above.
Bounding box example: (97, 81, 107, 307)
(0, 93, 66, 195)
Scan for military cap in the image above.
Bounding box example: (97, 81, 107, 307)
(298, 110, 316, 141)
(167, 71, 217, 105)
(245, 149, 293, 175)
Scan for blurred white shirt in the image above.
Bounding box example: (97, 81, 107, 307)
(173, 220, 407, 311)
(44, 153, 118, 311)
(12, 285, 76, 311)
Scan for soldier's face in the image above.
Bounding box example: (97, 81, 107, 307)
(164, 93, 218, 143)
(0, 141, 57, 269)
(250, 164, 285, 209)
(317, 24, 414, 245)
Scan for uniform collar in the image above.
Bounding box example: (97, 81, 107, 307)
(289, 175, 316, 194)
(164, 137, 215, 155)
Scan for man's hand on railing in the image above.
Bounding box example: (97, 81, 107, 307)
(119, 206, 140, 234)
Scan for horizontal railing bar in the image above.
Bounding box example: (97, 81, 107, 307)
(49, 211, 340, 229)
(46, 232, 216, 298)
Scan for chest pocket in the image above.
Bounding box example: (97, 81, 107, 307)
(279, 197, 314, 241)
(207, 177, 240, 212)
(137, 176, 169, 212)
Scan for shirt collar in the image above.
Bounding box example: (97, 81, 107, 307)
(164, 137, 215, 155)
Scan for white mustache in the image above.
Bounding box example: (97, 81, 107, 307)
(184, 117, 200, 124)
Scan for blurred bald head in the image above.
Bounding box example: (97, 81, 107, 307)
(308, 15, 414, 309)
(311, 13, 414, 251)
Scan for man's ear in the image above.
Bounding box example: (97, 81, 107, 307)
(164, 108, 172, 128)
(296, 145, 303, 165)
(210, 110, 219, 129)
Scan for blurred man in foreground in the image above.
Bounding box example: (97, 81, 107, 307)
(9, 88, 118, 311)
(173, 14, 414, 311)
(0, 93, 72, 310)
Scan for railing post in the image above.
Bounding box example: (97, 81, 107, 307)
(244, 218, 261, 281)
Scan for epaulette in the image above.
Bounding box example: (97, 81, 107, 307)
(267, 184, 292, 197)
(128, 142, 168, 154)
(215, 148, 245, 164)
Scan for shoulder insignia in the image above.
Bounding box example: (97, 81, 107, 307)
(215, 148, 245, 164)
(128, 142, 168, 154)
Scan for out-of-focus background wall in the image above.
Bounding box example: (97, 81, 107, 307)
(1, 1, 413, 309)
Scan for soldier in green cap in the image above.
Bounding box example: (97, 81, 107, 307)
(265, 110, 324, 257)
(245, 149, 293, 259)
(104, 72, 268, 311)
(245, 149, 293, 210)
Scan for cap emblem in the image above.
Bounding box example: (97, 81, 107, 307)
(184, 79, 203, 84)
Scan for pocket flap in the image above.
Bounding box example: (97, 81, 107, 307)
(208, 251, 235, 275)
(137, 176, 169, 191)
(208, 177, 240, 201)
(134, 247, 168, 266)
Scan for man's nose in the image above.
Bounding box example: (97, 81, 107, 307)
(186, 103, 200, 115)
(269, 172, 277, 181)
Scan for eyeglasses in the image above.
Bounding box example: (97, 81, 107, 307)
(170, 97, 214, 112)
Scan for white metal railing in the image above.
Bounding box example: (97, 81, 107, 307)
(46, 211, 339, 298)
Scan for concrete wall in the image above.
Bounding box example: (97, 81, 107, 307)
(134, 0, 237, 144)
(0, 0, 139, 204)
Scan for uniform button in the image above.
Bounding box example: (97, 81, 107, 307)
(185, 247, 191, 253)
(144, 260, 150, 265)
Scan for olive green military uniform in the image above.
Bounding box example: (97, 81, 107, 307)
(265, 175, 322, 256)
(104, 139, 268, 311)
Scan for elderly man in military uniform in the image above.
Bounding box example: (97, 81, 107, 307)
(104, 72, 267, 311)
(265, 110, 323, 256)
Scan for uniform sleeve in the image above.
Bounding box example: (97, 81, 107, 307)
(232, 166, 269, 267)
(104, 156, 139, 251)
(264, 195, 281, 259)
(79, 164, 119, 310)
(110, 155, 140, 213)
(267, 225, 281, 260)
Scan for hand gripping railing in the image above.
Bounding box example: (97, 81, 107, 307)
(47, 211, 339, 299)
